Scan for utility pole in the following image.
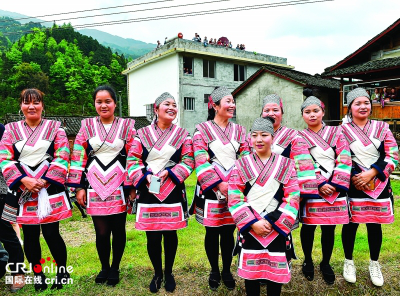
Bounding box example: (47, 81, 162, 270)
(118, 91, 122, 117)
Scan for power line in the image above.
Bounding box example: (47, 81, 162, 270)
(0, 0, 174, 23)
(0, 0, 234, 30)
(1, 0, 334, 37)
(72, 0, 334, 29)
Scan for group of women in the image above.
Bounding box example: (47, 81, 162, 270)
(0, 85, 397, 295)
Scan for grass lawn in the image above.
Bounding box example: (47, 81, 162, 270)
(1, 177, 399, 295)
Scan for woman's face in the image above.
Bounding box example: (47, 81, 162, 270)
(214, 95, 235, 119)
(251, 131, 273, 155)
(261, 103, 282, 129)
(302, 104, 324, 128)
(95, 90, 116, 120)
(21, 97, 43, 122)
(156, 98, 178, 123)
(350, 97, 371, 120)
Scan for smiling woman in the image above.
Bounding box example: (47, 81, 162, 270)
(67, 85, 137, 287)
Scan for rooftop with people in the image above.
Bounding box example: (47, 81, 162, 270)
(125, 35, 290, 72)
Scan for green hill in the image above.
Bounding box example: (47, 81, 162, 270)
(0, 23, 129, 117)
(78, 29, 155, 59)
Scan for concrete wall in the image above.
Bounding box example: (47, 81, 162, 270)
(179, 53, 261, 134)
(235, 72, 307, 132)
(127, 54, 180, 125)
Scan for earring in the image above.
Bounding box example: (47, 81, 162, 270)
(18, 110, 25, 119)
(42, 110, 46, 118)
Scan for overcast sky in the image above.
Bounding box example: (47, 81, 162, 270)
(2, 0, 400, 74)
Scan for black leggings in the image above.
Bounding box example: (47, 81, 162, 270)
(300, 224, 336, 265)
(22, 222, 67, 274)
(92, 212, 127, 270)
(245, 279, 282, 296)
(205, 225, 236, 273)
(146, 231, 178, 276)
(342, 222, 382, 261)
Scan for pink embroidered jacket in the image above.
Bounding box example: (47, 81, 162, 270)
(228, 153, 300, 241)
(127, 123, 194, 200)
(194, 121, 250, 193)
(0, 120, 70, 190)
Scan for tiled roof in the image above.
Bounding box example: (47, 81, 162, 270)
(322, 56, 400, 77)
(324, 18, 400, 73)
(2, 115, 150, 136)
(233, 65, 340, 96)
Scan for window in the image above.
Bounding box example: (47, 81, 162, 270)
(184, 97, 195, 111)
(234, 64, 245, 81)
(146, 104, 155, 120)
(203, 59, 215, 78)
(204, 94, 211, 103)
(183, 57, 193, 75)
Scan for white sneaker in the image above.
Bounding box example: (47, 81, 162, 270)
(369, 260, 384, 287)
(343, 259, 356, 283)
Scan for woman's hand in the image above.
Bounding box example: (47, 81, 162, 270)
(319, 184, 336, 196)
(129, 189, 137, 201)
(158, 170, 169, 183)
(251, 219, 272, 237)
(217, 182, 228, 197)
(21, 177, 44, 193)
(76, 189, 86, 207)
(352, 168, 378, 190)
(146, 174, 152, 184)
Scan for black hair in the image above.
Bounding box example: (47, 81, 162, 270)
(20, 88, 45, 106)
(207, 86, 221, 121)
(93, 85, 117, 103)
(263, 116, 276, 125)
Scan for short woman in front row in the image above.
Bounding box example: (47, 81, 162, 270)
(0, 89, 71, 291)
(191, 86, 250, 290)
(68, 85, 137, 286)
(341, 88, 398, 287)
(228, 117, 300, 296)
(298, 96, 352, 284)
(127, 92, 194, 293)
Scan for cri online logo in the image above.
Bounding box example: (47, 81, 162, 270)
(6, 256, 73, 274)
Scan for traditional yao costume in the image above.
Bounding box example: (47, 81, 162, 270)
(228, 117, 300, 285)
(298, 97, 352, 225)
(0, 119, 71, 224)
(127, 93, 194, 231)
(191, 87, 250, 227)
(341, 89, 398, 224)
(68, 117, 136, 215)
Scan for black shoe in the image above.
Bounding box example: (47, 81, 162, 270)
(51, 272, 70, 290)
(95, 269, 110, 284)
(208, 271, 221, 291)
(221, 272, 235, 290)
(106, 268, 120, 287)
(164, 274, 176, 293)
(320, 263, 335, 285)
(302, 261, 314, 281)
(149, 274, 163, 293)
(34, 273, 47, 292)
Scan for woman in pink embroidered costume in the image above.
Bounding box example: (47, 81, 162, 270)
(127, 92, 194, 293)
(228, 117, 300, 296)
(340, 88, 398, 287)
(191, 86, 249, 291)
(298, 96, 352, 285)
(0, 89, 71, 291)
(68, 85, 136, 287)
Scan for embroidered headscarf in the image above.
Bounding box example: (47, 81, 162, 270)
(155, 92, 175, 107)
(251, 117, 275, 136)
(262, 94, 283, 113)
(301, 96, 325, 113)
(208, 86, 232, 109)
(346, 87, 370, 106)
